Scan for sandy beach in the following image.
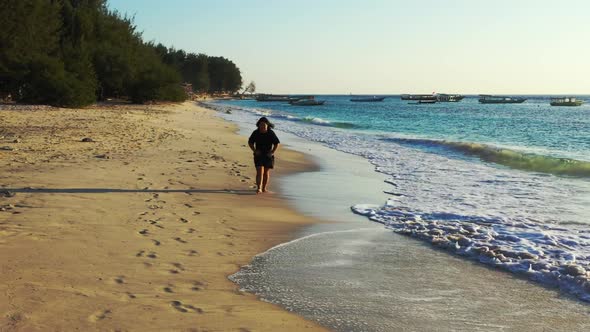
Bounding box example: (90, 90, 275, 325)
(0, 102, 327, 331)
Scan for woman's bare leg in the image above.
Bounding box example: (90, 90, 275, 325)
(256, 166, 263, 193)
(262, 168, 271, 192)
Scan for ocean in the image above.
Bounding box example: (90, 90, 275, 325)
(207, 95, 590, 330)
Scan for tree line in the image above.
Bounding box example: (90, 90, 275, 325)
(0, 0, 243, 107)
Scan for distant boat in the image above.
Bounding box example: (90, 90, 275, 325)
(256, 94, 292, 102)
(401, 94, 437, 101)
(478, 95, 526, 104)
(550, 97, 583, 106)
(436, 94, 464, 102)
(350, 96, 386, 102)
(408, 99, 437, 104)
(290, 98, 325, 106)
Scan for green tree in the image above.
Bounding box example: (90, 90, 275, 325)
(207, 56, 242, 94)
(0, 0, 246, 106)
(181, 53, 210, 93)
(0, 0, 62, 100)
(128, 45, 186, 103)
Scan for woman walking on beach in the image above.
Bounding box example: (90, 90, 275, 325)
(248, 117, 280, 194)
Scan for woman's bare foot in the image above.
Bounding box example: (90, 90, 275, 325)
(256, 188, 263, 194)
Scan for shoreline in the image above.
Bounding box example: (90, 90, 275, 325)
(215, 99, 590, 331)
(0, 102, 328, 331)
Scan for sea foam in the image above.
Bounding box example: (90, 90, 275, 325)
(352, 201, 590, 301)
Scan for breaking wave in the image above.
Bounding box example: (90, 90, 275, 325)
(382, 137, 590, 177)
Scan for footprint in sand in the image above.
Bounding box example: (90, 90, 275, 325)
(191, 281, 206, 291)
(174, 237, 187, 244)
(163, 285, 174, 293)
(138, 250, 158, 259)
(89, 309, 112, 322)
(186, 250, 198, 256)
(139, 229, 149, 236)
(148, 220, 165, 229)
(170, 301, 203, 314)
(179, 217, 190, 224)
(114, 276, 125, 284)
(152, 239, 161, 246)
(171, 262, 185, 271)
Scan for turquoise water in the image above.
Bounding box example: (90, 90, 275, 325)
(222, 95, 590, 176)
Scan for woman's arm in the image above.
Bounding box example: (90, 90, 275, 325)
(271, 143, 280, 154)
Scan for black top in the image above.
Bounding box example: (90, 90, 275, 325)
(248, 129, 280, 153)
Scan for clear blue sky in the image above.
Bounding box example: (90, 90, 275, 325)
(108, 0, 590, 94)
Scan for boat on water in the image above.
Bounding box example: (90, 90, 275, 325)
(350, 96, 386, 102)
(256, 94, 292, 102)
(402, 93, 464, 102)
(400, 94, 437, 101)
(478, 95, 526, 104)
(436, 94, 464, 102)
(550, 97, 584, 106)
(408, 99, 437, 105)
(290, 98, 325, 106)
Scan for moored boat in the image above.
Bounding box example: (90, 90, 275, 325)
(401, 94, 437, 101)
(478, 95, 526, 104)
(256, 94, 292, 102)
(290, 99, 325, 106)
(350, 96, 386, 102)
(550, 97, 583, 106)
(436, 94, 464, 102)
(408, 99, 437, 104)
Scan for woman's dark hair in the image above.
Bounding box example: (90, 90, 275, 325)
(256, 117, 275, 128)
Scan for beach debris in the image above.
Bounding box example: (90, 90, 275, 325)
(81, 137, 94, 142)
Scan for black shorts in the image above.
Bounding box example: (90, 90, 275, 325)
(254, 153, 275, 168)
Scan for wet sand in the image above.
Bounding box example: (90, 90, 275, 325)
(229, 129, 590, 332)
(0, 102, 327, 331)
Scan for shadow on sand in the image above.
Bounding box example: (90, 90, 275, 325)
(2, 188, 256, 196)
